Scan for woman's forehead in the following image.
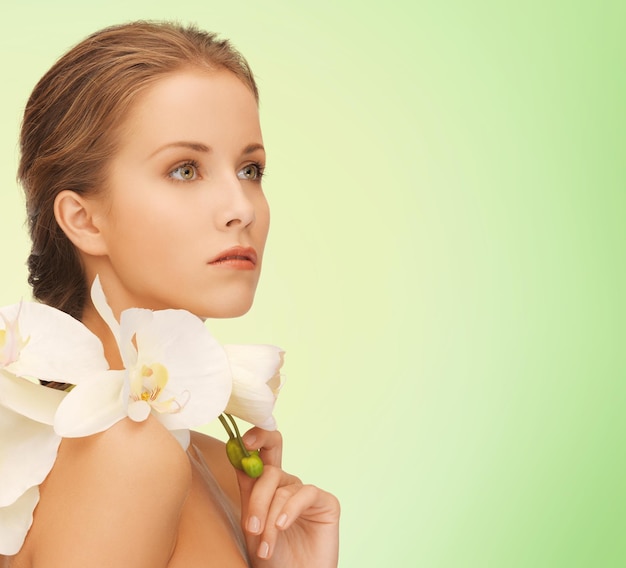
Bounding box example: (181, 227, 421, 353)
(117, 69, 262, 156)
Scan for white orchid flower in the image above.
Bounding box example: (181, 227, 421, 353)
(0, 371, 66, 504)
(0, 301, 109, 555)
(0, 397, 61, 555)
(0, 309, 28, 368)
(0, 301, 109, 384)
(54, 277, 232, 448)
(223, 344, 284, 430)
(0, 486, 39, 555)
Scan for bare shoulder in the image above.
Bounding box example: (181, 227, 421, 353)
(189, 430, 240, 507)
(22, 417, 191, 568)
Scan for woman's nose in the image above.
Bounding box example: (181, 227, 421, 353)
(215, 175, 256, 229)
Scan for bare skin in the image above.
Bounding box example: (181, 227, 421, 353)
(2, 422, 339, 567)
(1, 422, 237, 566)
(2, 68, 339, 567)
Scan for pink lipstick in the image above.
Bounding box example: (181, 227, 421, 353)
(209, 246, 257, 270)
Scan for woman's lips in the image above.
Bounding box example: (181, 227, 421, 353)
(209, 246, 257, 269)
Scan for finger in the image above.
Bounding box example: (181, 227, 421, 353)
(254, 484, 299, 559)
(240, 465, 301, 535)
(274, 485, 341, 530)
(240, 464, 282, 535)
(242, 427, 283, 468)
(236, 428, 283, 515)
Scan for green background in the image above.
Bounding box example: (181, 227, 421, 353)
(1, 1, 624, 566)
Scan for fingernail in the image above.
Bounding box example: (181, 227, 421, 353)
(243, 434, 256, 448)
(276, 513, 288, 528)
(247, 516, 260, 534)
(258, 541, 270, 559)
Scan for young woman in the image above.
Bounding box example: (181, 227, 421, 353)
(0, 21, 339, 567)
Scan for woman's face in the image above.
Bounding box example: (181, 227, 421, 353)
(87, 69, 269, 318)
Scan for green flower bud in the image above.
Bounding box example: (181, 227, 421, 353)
(241, 452, 264, 478)
(226, 437, 245, 470)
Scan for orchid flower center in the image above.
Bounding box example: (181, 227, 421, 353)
(137, 364, 165, 402)
(128, 362, 187, 418)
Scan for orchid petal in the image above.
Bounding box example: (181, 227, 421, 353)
(0, 370, 66, 425)
(223, 344, 284, 430)
(0, 307, 28, 367)
(143, 363, 169, 392)
(54, 371, 126, 437)
(151, 363, 169, 389)
(0, 486, 39, 555)
(128, 400, 151, 422)
(224, 344, 285, 386)
(0, 302, 108, 384)
(0, 406, 60, 507)
(119, 309, 152, 369)
(90, 276, 121, 347)
(225, 390, 278, 430)
(149, 386, 186, 414)
(170, 429, 190, 450)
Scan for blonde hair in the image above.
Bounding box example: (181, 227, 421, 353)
(19, 21, 258, 319)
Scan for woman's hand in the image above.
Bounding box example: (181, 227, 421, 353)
(236, 428, 340, 567)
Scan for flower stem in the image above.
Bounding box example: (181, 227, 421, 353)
(218, 413, 235, 440)
(226, 413, 250, 457)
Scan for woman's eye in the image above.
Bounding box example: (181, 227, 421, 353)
(238, 163, 264, 181)
(170, 163, 199, 181)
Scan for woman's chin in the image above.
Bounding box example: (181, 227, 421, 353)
(194, 298, 255, 320)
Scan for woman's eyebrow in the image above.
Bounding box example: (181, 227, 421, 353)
(242, 143, 265, 155)
(149, 141, 211, 157)
(149, 142, 264, 157)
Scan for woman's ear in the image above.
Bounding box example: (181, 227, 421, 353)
(54, 190, 108, 256)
